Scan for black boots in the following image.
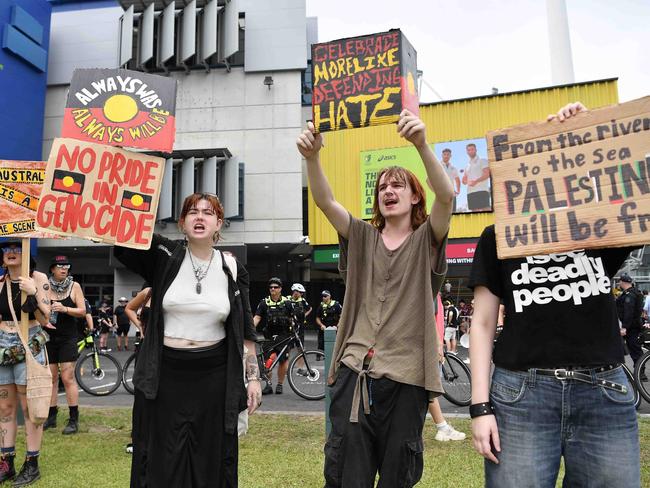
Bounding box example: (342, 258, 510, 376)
(42, 406, 58, 431)
(62, 407, 79, 435)
(13, 456, 40, 487)
(0, 454, 15, 483)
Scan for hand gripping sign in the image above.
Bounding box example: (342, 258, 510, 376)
(36, 138, 164, 249)
(487, 96, 650, 259)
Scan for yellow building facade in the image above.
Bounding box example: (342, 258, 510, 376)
(308, 79, 619, 248)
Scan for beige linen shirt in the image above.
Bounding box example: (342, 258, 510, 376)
(331, 213, 447, 422)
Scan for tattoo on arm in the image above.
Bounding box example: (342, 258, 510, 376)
(0, 390, 8, 399)
(43, 284, 49, 291)
(245, 355, 259, 378)
(41, 297, 50, 305)
(0, 416, 12, 423)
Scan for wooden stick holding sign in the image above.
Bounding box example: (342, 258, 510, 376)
(20, 238, 30, 338)
(487, 96, 650, 259)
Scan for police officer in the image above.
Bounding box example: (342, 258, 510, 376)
(254, 278, 295, 395)
(616, 273, 645, 374)
(315, 290, 342, 350)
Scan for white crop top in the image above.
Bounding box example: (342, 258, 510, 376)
(162, 250, 230, 342)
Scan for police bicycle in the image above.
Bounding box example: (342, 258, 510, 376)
(632, 325, 650, 405)
(256, 323, 325, 400)
(74, 329, 123, 396)
(440, 344, 472, 406)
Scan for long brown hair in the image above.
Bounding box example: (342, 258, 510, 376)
(370, 166, 427, 232)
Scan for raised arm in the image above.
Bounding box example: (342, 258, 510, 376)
(125, 287, 150, 334)
(296, 122, 350, 239)
(398, 110, 454, 243)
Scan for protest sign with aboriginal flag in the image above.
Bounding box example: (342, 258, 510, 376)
(312, 29, 419, 133)
(36, 138, 165, 249)
(0, 161, 56, 238)
(61, 68, 177, 152)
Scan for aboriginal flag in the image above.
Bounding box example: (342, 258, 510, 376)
(52, 170, 85, 195)
(121, 191, 151, 212)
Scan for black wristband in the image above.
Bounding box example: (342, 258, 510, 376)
(21, 295, 39, 314)
(469, 402, 495, 419)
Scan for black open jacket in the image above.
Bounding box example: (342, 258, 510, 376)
(114, 234, 258, 435)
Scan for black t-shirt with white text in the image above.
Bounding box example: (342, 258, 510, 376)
(468, 225, 634, 370)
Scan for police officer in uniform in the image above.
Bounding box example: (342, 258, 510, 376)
(616, 272, 645, 378)
(315, 290, 342, 350)
(254, 278, 295, 394)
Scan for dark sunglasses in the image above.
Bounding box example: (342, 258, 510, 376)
(269, 285, 280, 289)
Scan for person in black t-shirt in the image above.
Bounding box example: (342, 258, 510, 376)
(443, 300, 459, 353)
(467, 103, 640, 488)
(113, 297, 132, 351)
(616, 273, 645, 374)
(315, 290, 342, 351)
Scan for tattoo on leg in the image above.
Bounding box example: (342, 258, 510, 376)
(0, 390, 8, 400)
(0, 417, 11, 423)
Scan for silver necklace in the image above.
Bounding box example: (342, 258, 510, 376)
(187, 249, 214, 294)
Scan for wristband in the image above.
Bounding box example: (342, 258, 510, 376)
(469, 402, 495, 419)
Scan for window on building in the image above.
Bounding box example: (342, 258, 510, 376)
(302, 60, 312, 106)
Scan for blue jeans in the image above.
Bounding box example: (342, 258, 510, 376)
(486, 366, 640, 488)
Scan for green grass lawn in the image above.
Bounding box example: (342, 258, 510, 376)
(17, 409, 650, 487)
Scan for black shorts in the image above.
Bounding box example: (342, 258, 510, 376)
(46, 336, 79, 364)
(467, 190, 491, 210)
(116, 325, 130, 336)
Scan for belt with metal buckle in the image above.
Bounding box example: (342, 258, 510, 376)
(533, 364, 626, 394)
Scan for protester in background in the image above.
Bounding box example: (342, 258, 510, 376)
(315, 290, 342, 351)
(469, 102, 640, 488)
(113, 297, 132, 351)
(254, 278, 295, 395)
(44, 255, 87, 436)
(617, 273, 645, 380)
(97, 301, 113, 352)
(429, 295, 466, 441)
(114, 192, 261, 486)
(642, 289, 649, 321)
(124, 286, 151, 338)
(444, 300, 459, 354)
(298, 109, 452, 487)
(78, 298, 94, 340)
(0, 241, 51, 485)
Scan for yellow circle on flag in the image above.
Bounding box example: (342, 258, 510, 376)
(131, 194, 144, 207)
(103, 95, 138, 123)
(62, 176, 75, 187)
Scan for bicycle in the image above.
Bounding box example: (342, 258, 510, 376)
(74, 329, 123, 396)
(257, 325, 325, 400)
(622, 362, 641, 409)
(632, 328, 650, 405)
(440, 346, 472, 406)
(122, 336, 141, 395)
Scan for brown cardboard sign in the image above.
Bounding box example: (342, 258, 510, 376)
(487, 96, 650, 259)
(0, 160, 56, 238)
(311, 29, 419, 133)
(36, 138, 165, 249)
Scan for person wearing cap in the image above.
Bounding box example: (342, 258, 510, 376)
(113, 297, 132, 351)
(315, 291, 342, 351)
(469, 103, 641, 487)
(298, 110, 452, 486)
(288, 283, 312, 369)
(254, 278, 295, 394)
(44, 255, 88, 436)
(0, 240, 51, 485)
(616, 273, 645, 375)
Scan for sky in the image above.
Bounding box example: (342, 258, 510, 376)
(306, 0, 649, 104)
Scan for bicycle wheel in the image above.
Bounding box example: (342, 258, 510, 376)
(122, 353, 137, 395)
(634, 351, 650, 404)
(622, 364, 641, 410)
(287, 349, 326, 400)
(441, 354, 472, 406)
(75, 351, 122, 396)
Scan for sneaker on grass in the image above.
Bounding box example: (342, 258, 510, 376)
(435, 425, 466, 442)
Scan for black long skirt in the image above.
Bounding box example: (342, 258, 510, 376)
(131, 342, 238, 488)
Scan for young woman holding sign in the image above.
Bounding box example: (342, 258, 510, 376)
(0, 241, 51, 486)
(114, 193, 261, 487)
(469, 103, 641, 488)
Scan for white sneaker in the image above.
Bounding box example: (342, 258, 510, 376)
(435, 425, 466, 442)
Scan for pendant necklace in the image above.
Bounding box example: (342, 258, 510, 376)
(188, 248, 214, 294)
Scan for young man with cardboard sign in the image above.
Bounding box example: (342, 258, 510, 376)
(469, 103, 641, 488)
(297, 109, 453, 487)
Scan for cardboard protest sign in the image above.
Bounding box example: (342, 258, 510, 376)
(36, 138, 165, 249)
(61, 68, 177, 152)
(487, 96, 650, 259)
(0, 161, 57, 238)
(312, 29, 418, 133)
